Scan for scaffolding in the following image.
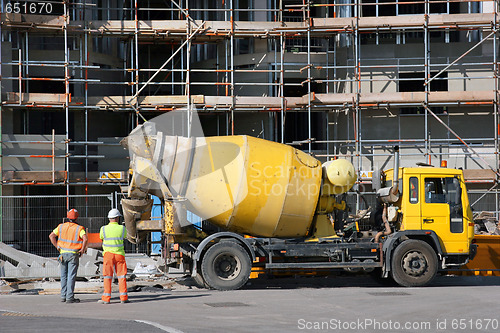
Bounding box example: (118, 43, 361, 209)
(0, 0, 499, 215)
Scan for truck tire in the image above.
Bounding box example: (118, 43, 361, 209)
(201, 241, 251, 291)
(391, 240, 438, 287)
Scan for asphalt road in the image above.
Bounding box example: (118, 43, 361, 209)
(1, 275, 500, 333)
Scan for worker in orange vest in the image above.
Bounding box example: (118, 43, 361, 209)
(49, 209, 88, 303)
(98, 208, 129, 304)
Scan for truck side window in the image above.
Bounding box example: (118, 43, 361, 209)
(424, 178, 445, 203)
(446, 177, 463, 233)
(409, 177, 418, 204)
(424, 177, 464, 233)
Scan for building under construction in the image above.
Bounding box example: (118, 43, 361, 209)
(0, 0, 499, 256)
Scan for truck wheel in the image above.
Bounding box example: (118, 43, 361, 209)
(201, 241, 251, 291)
(391, 240, 438, 287)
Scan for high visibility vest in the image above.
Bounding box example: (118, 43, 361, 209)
(101, 223, 126, 256)
(57, 222, 84, 253)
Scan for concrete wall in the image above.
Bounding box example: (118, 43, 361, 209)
(330, 106, 497, 171)
(1, 134, 66, 171)
(1, 42, 13, 98)
(97, 137, 129, 172)
(190, 38, 495, 96)
(192, 48, 328, 97)
(353, 42, 494, 94)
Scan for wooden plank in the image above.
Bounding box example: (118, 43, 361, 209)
(1, 171, 111, 184)
(310, 91, 495, 105)
(463, 169, 497, 181)
(314, 13, 495, 29)
(39, 289, 100, 295)
(3, 13, 495, 35)
(89, 95, 205, 107)
(6, 91, 495, 110)
(2, 171, 66, 183)
(1, 13, 64, 27)
(6, 92, 66, 105)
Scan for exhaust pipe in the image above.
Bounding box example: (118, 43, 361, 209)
(377, 146, 400, 203)
(391, 146, 400, 196)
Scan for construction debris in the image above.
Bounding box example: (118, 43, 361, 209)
(132, 262, 162, 277)
(0, 241, 183, 296)
(125, 253, 165, 274)
(0, 242, 170, 281)
(128, 284, 170, 293)
(35, 280, 102, 295)
(473, 212, 500, 235)
(0, 242, 100, 279)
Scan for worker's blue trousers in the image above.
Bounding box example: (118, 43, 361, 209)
(60, 253, 79, 301)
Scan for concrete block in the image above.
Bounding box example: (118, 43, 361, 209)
(0, 242, 53, 266)
(484, 221, 498, 234)
(0, 242, 100, 279)
(125, 253, 160, 271)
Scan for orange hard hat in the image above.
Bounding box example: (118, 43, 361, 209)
(67, 209, 79, 220)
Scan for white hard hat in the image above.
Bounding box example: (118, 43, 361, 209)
(108, 208, 122, 219)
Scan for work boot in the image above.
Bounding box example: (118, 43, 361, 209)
(60, 299, 66, 303)
(66, 298, 80, 303)
(97, 300, 110, 304)
(120, 299, 130, 304)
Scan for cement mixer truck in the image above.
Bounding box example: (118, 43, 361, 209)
(120, 121, 476, 290)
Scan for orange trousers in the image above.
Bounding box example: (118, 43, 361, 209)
(101, 252, 128, 302)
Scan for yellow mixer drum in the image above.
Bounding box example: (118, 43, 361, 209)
(171, 135, 323, 238)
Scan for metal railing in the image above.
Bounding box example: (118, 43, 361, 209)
(0, 194, 112, 257)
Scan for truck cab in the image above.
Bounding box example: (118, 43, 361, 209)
(382, 166, 476, 286)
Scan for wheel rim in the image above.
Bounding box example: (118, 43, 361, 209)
(213, 252, 241, 281)
(401, 251, 428, 277)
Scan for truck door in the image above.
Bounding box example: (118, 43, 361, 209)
(421, 176, 468, 254)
